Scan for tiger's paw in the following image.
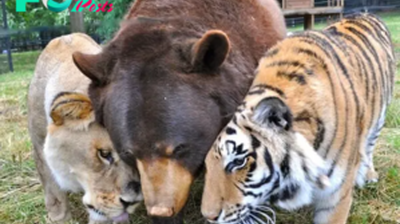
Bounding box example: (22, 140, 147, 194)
(366, 169, 379, 183)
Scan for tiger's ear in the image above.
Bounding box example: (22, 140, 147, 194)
(252, 97, 292, 131)
(191, 30, 230, 72)
(50, 92, 95, 131)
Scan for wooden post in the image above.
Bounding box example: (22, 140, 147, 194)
(340, 0, 344, 18)
(304, 14, 314, 30)
(1, 0, 13, 72)
(69, 3, 85, 33)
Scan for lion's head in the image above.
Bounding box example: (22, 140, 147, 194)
(43, 92, 143, 222)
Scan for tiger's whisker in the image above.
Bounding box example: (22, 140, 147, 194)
(256, 206, 276, 223)
(250, 213, 264, 224)
(253, 209, 275, 224)
(247, 218, 255, 224)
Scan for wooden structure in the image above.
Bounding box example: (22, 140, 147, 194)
(1, 0, 13, 73)
(281, 0, 344, 29)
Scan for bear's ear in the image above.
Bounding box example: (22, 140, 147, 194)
(191, 30, 230, 71)
(50, 92, 95, 131)
(72, 51, 113, 85)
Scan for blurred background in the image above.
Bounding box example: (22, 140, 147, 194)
(0, 0, 400, 73)
(0, 0, 399, 223)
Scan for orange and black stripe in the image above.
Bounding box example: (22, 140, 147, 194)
(50, 92, 93, 125)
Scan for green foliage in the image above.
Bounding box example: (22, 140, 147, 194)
(4, 0, 68, 29)
(2, 0, 134, 42)
(0, 10, 399, 224)
(95, 0, 135, 41)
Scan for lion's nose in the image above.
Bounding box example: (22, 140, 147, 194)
(120, 198, 137, 209)
(86, 204, 95, 210)
(127, 181, 141, 194)
(148, 206, 174, 217)
(202, 209, 221, 221)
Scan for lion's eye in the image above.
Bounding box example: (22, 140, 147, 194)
(98, 149, 114, 164)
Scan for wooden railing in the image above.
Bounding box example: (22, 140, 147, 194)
(281, 0, 345, 29)
(327, 0, 344, 7)
(281, 0, 344, 9)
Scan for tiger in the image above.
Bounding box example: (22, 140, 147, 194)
(201, 13, 395, 224)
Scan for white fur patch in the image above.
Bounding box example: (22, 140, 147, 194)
(43, 135, 82, 192)
(88, 210, 108, 222)
(276, 133, 329, 210)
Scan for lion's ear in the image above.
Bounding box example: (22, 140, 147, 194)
(50, 92, 95, 131)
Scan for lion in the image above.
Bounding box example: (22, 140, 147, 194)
(28, 33, 143, 224)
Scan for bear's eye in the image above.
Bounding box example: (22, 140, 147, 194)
(173, 144, 188, 157)
(98, 149, 114, 164)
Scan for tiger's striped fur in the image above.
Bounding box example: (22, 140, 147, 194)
(201, 13, 395, 224)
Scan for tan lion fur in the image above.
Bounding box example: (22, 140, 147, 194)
(28, 33, 142, 224)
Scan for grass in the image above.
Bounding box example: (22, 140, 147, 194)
(0, 51, 45, 224)
(0, 11, 399, 224)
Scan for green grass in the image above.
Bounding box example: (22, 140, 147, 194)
(0, 51, 41, 75)
(385, 11, 400, 129)
(0, 11, 399, 224)
(0, 51, 45, 224)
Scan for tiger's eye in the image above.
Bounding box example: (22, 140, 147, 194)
(234, 158, 245, 166)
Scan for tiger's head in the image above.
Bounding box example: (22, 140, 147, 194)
(201, 93, 330, 224)
(44, 92, 143, 222)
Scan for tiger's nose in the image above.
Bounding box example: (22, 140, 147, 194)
(202, 210, 221, 221)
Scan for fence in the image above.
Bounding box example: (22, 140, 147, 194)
(1, 0, 12, 74)
(0, 26, 103, 51)
(0, 25, 103, 74)
(284, 0, 400, 28)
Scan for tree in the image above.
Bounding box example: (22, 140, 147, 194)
(95, 0, 135, 40)
(3, 0, 135, 42)
(5, 0, 68, 29)
(69, 3, 85, 32)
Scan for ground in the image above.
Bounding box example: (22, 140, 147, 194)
(0, 11, 399, 224)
